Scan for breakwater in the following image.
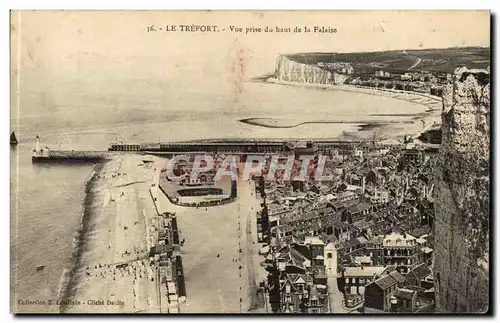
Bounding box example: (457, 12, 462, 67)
(33, 139, 439, 165)
(32, 150, 116, 163)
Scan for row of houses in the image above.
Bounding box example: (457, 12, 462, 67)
(255, 144, 437, 313)
(149, 213, 186, 313)
(262, 235, 332, 313)
(316, 61, 355, 75)
(373, 70, 452, 83)
(362, 262, 435, 313)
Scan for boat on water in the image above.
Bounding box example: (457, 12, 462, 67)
(35, 265, 45, 271)
(10, 131, 18, 145)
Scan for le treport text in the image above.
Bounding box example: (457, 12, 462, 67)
(146, 24, 337, 34)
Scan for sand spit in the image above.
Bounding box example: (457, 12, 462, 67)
(240, 117, 413, 129)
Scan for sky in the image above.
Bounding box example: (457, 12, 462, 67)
(11, 11, 490, 83)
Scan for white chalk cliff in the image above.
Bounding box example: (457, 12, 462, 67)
(275, 55, 348, 85)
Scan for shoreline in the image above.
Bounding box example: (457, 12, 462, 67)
(261, 78, 442, 141)
(58, 162, 105, 312)
(62, 155, 161, 313)
(265, 78, 442, 112)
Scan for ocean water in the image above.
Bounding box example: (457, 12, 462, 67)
(10, 76, 426, 312)
(10, 142, 95, 312)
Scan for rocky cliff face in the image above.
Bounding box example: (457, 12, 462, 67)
(275, 55, 347, 85)
(434, 67, 490, 313)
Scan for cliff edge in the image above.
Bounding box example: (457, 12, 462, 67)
(433, 66, 490, 313)
(275, 55, 348, 85)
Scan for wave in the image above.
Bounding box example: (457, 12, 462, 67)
(57, 162, 106, 313)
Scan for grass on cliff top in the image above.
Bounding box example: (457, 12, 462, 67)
(286, 47, 490, 74)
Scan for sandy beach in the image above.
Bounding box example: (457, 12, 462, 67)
(55, 152, 265, 314)
(63, 155, 160, 313)
(263, 78, 442, 141)
(266, 78, 442, 111)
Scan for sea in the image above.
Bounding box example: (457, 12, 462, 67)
(10, 74, 426, 312)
